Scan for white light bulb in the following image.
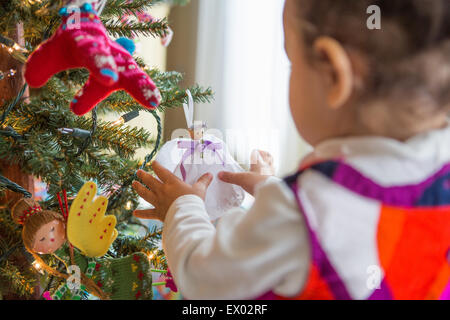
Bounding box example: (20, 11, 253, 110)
(125, 201, 132, 210)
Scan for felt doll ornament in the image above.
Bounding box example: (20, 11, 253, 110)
(24, 1, 161, 116)
(12, 181, 155, 300)
(149, 90, 246, 221)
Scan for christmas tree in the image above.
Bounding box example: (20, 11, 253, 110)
(0, 0, 212, 300)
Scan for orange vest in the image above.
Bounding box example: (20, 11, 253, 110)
(260, 161, 450, 300)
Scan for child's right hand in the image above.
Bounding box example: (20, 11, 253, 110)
(218, 150, 275, 196)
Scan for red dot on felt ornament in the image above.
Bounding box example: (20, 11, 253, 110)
(87, 192, 90, 195)
(94, 214, 96, 217)
(83, 199, 87, 202)
(97, 208, 101, 212)
(100, 236, 103, 240)
(89, 219, 92, 223)
(102, 202, 105, 205)
(104, 229, 107, 233)
(108, 223, 111, 226)
(77, 212, 81, 216)
(90, 185, 93, 189)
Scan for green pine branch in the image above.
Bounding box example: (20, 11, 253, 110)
(103, 17, 170, 38)
(102, 0, 164, 17)
(76, 117, 153, 158)
(0, 0, 61, 46)
(102, 0, 191, 18)
(0, 262, 36, 298)
(160, 84, 214, 110)
(151, 70, 184, 88)
(0, 209, 22, 246)
(97, 85, 214, 115)
(164, 0, 191, 6)
(96, 68, 213, 114)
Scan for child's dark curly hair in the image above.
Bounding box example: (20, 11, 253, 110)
(294, 0, 450, 139)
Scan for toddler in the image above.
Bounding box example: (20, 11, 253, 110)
(133, 0, 450, 300)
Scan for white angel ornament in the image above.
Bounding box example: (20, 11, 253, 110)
(153, 90, 245, 221)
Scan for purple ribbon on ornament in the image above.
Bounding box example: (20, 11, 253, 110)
(177, 140, 225, 181)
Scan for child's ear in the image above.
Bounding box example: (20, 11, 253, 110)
(313, 36, 353, 109)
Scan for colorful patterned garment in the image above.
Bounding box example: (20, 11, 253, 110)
(261, 160, 450, 300)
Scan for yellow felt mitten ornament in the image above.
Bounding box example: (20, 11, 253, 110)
(67, 181, 118, 257)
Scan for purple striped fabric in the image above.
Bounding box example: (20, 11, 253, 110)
(332, 162, 450, 207)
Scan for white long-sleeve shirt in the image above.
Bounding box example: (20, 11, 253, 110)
(163, 176, 310, 299)
(162, 125, 450, 300)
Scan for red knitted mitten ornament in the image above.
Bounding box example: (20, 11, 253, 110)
(70, 37, 161, 115)
(25, 3, 119, 91)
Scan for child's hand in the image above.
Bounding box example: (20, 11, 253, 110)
(249, 149, 275, 176)
(218, 150, 275, 196)
(132, 161, 213, 222)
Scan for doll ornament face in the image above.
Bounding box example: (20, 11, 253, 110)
(32, 220, 66, 254)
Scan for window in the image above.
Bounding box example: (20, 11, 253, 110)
(194, 0, 310, 176)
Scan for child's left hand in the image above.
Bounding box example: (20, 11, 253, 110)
(132, 161, 213, 222)
(218, 150, 275, 196)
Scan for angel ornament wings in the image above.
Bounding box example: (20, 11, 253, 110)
(149, 90, 246, 221)
(12, 182, 156, 300)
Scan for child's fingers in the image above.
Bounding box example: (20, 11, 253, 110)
(218, 171, 235, 184)
(193, 173, 213, 194)
(250, 149, 275, 175)
(151, 161, 178, 183)
(133, 209, 160, 220)
(257, 150, 274, 164)
(250, 149, 260, 165)
(218, 171, 248, 187)
(219, 171, 268, 195)
(132, 180, 157, 204)
(137, 169, 162, 191)
(252, 149, 273, 165)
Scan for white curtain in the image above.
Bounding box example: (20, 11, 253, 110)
(194, 0, 311, 177)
